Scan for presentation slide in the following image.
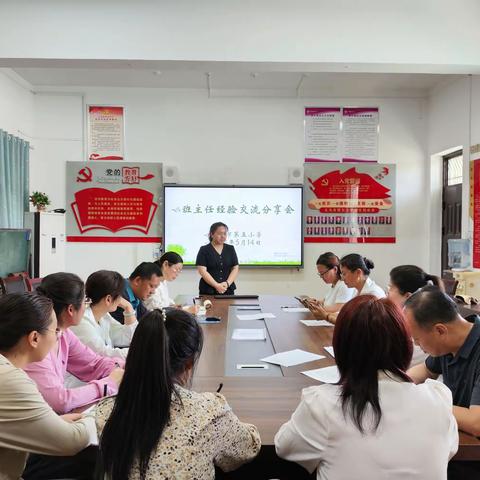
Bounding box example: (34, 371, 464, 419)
(164, 186, 303, 266)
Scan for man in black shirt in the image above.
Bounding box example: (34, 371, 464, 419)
(405, 286, 480, 479)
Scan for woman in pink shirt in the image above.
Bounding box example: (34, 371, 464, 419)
(24, 272, 125, 414)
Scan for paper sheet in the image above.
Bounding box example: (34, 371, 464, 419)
(237, 313, 276, 320)
(300, 320, 333, 327)
(236, 306, 262, 310)
(302, 365, 340, 384)
(260, 349, 325, 367)
(324, 346, 335, 357)
(281, 307, 310, 313)
(232, 328, 266, 341)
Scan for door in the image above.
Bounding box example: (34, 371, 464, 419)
(441, 150, 463, 273)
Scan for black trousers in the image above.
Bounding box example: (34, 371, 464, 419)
(22, 446, 97, 480)
(448, 460, 480, 480)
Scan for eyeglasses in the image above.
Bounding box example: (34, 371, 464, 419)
(317, 268, 332, 278)
(84, 297, 92, 306)
(44, 327, 62, 339)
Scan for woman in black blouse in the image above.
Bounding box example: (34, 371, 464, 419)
(196, 222, 239, 295)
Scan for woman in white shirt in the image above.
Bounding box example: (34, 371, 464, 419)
(70, 270, 137, 360)
(339, 253, 386, 298)
(144, 252, 198, 314)
(309, 253, 385, 323)
(304, 252, 356, 315)
(275, 294, 458, 480)
(0, 293, 96, 480)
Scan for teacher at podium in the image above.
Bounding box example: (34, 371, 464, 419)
(196, 222, 239, 295)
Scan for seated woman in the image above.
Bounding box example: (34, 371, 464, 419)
(144, 251, 198, 314)
(388, 265, 444, 306)
(275, 295, 458, 480)
(308, 253, 385, 323)
(24, 272, 125, 414)
(70, 270, 138, 360)
(303, 252, 356, 315)
(0, 293, 96, 480)
(96, 309, 261, 479)
(387, 265, 444, 366)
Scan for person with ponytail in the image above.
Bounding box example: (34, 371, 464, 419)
(275, 295, 458, 479)
(0, 294, 96, 479)
(24, 273, 125, 415)
(387, 266, 445, 367)
(388, 265, 444, 308)
(96, 308, 261, 479)
(308, 253, 385, 324)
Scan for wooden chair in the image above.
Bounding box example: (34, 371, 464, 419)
(0, 275, 29, 294)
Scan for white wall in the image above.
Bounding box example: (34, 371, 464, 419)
(426, 75, 480, 274)
(30, 87, 428, 299)
(1, 0, 480, 72)
(0, 70, 34, 142)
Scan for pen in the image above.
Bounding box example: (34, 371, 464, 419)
(103, 384, 108, 397)
(216, 383, 223, 393)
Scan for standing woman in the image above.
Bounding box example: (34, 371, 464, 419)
(304, 252, 356, 314)
(24, 272, 124, 414)
(0, 293, 96, 480)
(196, 222, 239, 295)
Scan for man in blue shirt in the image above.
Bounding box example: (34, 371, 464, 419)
(111, 262, 161, 324)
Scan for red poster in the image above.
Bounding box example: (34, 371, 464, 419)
(66, 162, 162, 243)
(304, 164, 395, 243)
(87, 106, 125, 160)
(473, 160, 480, 267)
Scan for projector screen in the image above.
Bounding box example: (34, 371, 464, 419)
(163, 186, 303, 267)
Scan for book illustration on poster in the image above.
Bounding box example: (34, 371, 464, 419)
(71, 188, 158, 234)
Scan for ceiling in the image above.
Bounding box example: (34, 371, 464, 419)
(11, 64, 460, 97)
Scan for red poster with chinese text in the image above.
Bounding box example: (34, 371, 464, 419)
(303, 163, 395, 243)
(66, 162, 162, 243)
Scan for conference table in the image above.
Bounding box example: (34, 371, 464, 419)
(184, 294, 480, 467)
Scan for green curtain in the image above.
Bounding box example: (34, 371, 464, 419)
(0, 129, 30, 228)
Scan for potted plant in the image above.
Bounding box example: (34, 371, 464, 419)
(29, 191, 50, 212)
